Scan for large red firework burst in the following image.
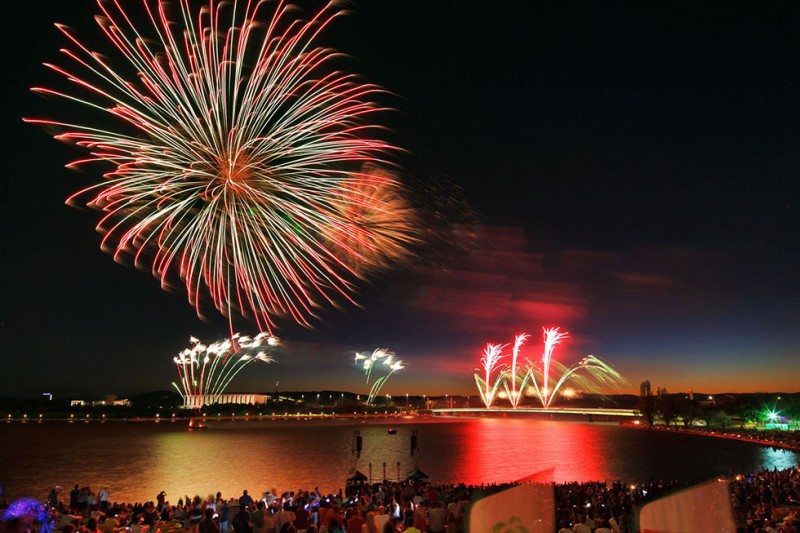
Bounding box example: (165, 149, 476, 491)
(26, 0, 416, 332)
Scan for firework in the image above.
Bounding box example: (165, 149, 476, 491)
(324, 163, 418, 271)
(473, 343, 507, 409)
(503, 333, 531, 408)
(525, 328, 625, 408)
(27, 0, 408, 333)
(355, 348, 404, 405)
(477, 327, 626, 409)
(172, 332, 278, 408)
(527, 354, 625, 408)
(540, 327, 570, 403)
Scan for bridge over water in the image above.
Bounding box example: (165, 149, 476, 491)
(431, 406, 638, 418)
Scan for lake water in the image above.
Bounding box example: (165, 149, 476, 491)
(0, 416, 796, 502)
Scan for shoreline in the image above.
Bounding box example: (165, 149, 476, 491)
(623, 422, 800, 452)
(1, 412, 417, 423)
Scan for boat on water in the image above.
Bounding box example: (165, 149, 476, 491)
(387, 428, 397, 435)
(187, 419, 208, 431)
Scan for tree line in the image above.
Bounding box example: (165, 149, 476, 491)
(637, 380, 798, 429)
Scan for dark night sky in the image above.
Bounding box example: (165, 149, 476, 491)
(1, 1, 799, 397)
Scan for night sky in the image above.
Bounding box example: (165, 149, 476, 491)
(2, 1, 799, 397)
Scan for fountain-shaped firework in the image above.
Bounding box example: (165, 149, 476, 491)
(475, 327, 626, 409)
(172, 332, 279, 408)
(355, 348, 405, 405)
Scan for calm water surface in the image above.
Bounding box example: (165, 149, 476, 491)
(0, 417, 796, 502)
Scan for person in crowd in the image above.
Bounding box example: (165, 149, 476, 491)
(47, 487, 61, 509)
(238, 491, 254, 510)
(572, 514, 591, 533)
(401, 516, 420, 533)
(557, 519, 574, 533)
(99, 513, 118, 533)
(274, 502, 294, 533)
(69, 486, 80, 513)
(232, 503, 252, 533)
(219, 498, 231, 533)
(98, 488, 109, 512)
(250, 501, 267, 533)
(262, 506, 277, 533)
(200, 508, 220, 533)
(388, 498, 400, 521)
(317, 501, 334, 533)
(426, 501, 446, 533)
(326, 518, 344, 533)
(292, 500, 309, 533)
(372, 505, 389, 533)
(344, 508, 363, 533)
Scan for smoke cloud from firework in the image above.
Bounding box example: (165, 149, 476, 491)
(324, 163, 419, 271)
(27, 0, 417, 333)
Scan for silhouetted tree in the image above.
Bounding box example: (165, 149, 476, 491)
(675, 395, 701, 427)
(708, 410, 732, 429)
(638, 380, 655, 427)
(657, 387, 675, 426)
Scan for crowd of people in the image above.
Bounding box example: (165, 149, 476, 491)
(1, 467, 798, 533)
(700, 427, 800, 451)
(731, 467, 800, 532)
(644, 425, 800, 451)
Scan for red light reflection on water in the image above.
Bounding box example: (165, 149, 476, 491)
(449, 418, 607, 484)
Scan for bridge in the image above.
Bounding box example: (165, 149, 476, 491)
(431, 406, 638, 418)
